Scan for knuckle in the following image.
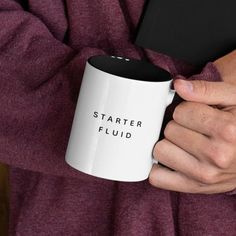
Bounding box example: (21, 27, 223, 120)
(213, 146, 233, 169)
(203, 143, 231, 169)
(220, 122, 236, 143)
(194, 184, 208, 194)
(199, 168, 219, 185)
(195, 80, 209, 96)
(215, 158, 231, 170)
(202, 144, 216, 160)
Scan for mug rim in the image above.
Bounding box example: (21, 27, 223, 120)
(87, 55, 173, 83)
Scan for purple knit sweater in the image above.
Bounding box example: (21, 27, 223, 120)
(0, 1, 236, 235)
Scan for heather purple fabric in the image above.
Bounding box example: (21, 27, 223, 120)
(0, 1, 235, 235)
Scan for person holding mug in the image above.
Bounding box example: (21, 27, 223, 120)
(0, 0, 235, 235)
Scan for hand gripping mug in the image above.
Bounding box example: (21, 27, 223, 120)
(65, 55, 175, 182)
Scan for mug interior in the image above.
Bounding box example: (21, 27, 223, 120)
(88, 55, 172, 82)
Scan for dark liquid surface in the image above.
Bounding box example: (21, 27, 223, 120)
(88, 55, 172, 82)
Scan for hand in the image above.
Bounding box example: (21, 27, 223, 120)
(149, 68, 236, 194)
(213, 50, 236, 85)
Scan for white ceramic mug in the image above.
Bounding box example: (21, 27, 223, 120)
(65, 55, 175, 182)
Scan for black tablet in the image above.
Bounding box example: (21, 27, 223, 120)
(135, 0, 236, 66)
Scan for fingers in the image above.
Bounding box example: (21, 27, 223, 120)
(149, 164, 199, 193)
(152, 138, 233, 184)
(153, 139, 204, 181)
(149, 164, 236, 194)
(174, 79, 236, 107)
(173, 101, 235, 139)
(162, 120, 236, 170)
(163, 120, 211, 162)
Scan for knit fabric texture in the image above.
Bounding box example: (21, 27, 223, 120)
(0, 1, 235, 235)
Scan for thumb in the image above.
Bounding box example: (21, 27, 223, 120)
(173, 77, 236, 106)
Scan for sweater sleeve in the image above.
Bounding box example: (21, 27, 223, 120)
(0, 1, 108, 180)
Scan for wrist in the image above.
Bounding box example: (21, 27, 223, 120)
(213, 50, 236, 84)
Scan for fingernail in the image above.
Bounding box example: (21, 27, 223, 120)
(180, 80, 193, 92)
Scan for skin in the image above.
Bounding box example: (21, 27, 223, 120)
(149, 50, 236, 194)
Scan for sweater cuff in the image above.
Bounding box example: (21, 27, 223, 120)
(188, 61, 222, 82)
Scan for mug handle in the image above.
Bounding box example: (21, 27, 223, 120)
(167, 89, 176, 106)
